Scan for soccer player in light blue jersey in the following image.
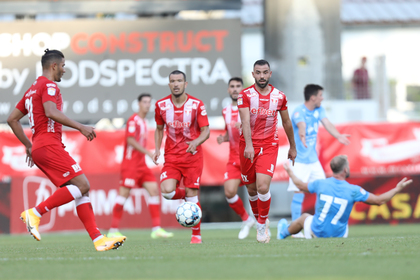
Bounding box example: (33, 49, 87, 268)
(278, 155, 412, 239)
(287, 84, 350, 237)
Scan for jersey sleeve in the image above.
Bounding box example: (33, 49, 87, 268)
(307, 180, 319, 194)
(15, 95, 28, 115)
(292, 107, 305, 125)
(352, 186, 370, 202)
(126, 118, 136, 138)
(237, 90, 249, 109)
(41, 84, 59, 104)
(154, 102, 164, 126)
(279, 94, 288, 111)
(197, 101, 209, 128)
(318, 106, 327, 120)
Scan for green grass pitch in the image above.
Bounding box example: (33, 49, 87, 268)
(1, 224, 420, 280)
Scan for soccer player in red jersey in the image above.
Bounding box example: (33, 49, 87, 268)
(217, 77, 255, 239)
(238, 59, 297, 243)
(153, 70, 210, 244)
(7, 49, 126, 251)
(108, 93, 173, 239)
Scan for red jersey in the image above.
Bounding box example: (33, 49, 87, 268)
(121, 113, 148, 171)
(15, 76, 63, 151)
(222, 104, 241, 164)
(155, 94, 209, 164)
(237, 84, 288, 146)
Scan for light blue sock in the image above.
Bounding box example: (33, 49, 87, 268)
(281, 225, 291, 238)
(291, 193, 304, 221)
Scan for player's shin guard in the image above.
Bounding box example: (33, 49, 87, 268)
(35, 185, 82, 215)
(110, 195, 126, 229)
(249, 194, 259, 220)
(148, 196, 161, 228)
(291, 193, 304, 221)
(76, 196, 102, 240)
(226, 195, 249, 221)
(186, 196, 201, 236)
(257, 191, 271, 224)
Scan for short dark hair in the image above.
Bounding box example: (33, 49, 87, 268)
(304, 84, 324, 101)
(41, 49, 64, 69)
(169, 70, 186, 82)
(253, 59, 270, 69)
(228, 77, 243, 85)
(330, 155, 348, 174)
(138, 93, 151, 102)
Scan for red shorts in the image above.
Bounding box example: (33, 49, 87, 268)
(120, 166, 157, 188)
(239, 142, 279, 185)
(160, 161, 203, 189)
(32, 145, 83, 187)
(224, 162, 243, 184)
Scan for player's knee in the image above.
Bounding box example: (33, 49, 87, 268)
(256, 184, 269, 194)
(78, 181, 90, 194)
(224, 189, 236, 199)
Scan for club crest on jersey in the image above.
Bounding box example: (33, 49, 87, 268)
(192, 103, 198, 110)
(47, 87, 56, 96)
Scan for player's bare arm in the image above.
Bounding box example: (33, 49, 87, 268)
(320, 118, 350, 145)
(364, 177, 413, 205)
(186, 125, 210, 154)
(217, 131, 229, 145)
(239, 107, 254, 163)
(280, 109, 297, 165)
(296, 121, 307, 148)
(43, 101, 96, 141)
(7, 108, 34, 167)
(153, 124, 164, 165)
(127, 137, 153, 158)
(283, 162, 309, 192)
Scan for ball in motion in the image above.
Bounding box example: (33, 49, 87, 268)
(175, 201, 202, 227)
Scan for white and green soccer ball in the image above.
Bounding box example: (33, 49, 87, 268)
(175, 201, 202, 227)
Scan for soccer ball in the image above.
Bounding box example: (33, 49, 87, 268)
(175, 201, 202, 227)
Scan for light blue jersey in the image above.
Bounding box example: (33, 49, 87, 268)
(308, 177, 370, 238)
(292, 104, 326, 164)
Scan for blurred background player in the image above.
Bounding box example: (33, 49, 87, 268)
(153, 70, 210, 244)
(108, 93, 173, 239)
(7, 49, 126, 251)
(217, 77, 255, 239)
(279, 155, 413, 239)
(287, 84, 350, 238)
(352, 57, 370, 99)
(238, 60, 297, 243)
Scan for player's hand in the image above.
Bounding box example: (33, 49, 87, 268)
(288, 146, 297, 166)
(396, 177, 413, 191)
(283, 162, 292, 175)
(152, 151, 161, 165)
(234, 122, 241, 129)
(25, 146, 34, 168)
(80, 125, 96, 141)
(217, 134, 224, 145)
(337, 134, 351, 145)
(147, 151, 154, 159)
(244, 145, 254, 163)
(186, 140, 199, 154)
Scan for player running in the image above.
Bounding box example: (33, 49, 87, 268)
(278, 155, 413, 239)
(217, 77, 255, 239)
(153, 70, 210, 244)
(238, 60, 297, 243)
(7, 49, 126, 251)
(108, 93, 173, 239)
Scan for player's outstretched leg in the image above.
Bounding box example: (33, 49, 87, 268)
(277, 218, 290, 239)
(20, 208, 41, 241)
(226, 194, 255, 239)
(148, 196, 174, 239)
(291, 193, 305, 238)
(186, 196, 202, 244)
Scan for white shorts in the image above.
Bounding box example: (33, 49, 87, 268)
(287, 161, 326, 192)
(303, 215, 349, 239)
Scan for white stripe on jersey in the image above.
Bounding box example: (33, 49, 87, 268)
(249, 87, 259, 130)
(264, 88, 280, 139)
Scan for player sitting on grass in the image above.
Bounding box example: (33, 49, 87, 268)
(278, 155, 413, 239)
